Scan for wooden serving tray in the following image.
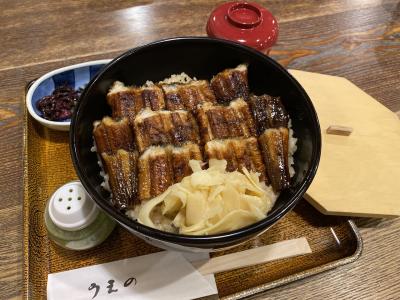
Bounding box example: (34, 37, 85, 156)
(23, 104, 362, 299)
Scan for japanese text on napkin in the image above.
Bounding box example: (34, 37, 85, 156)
(47, 251, 217, 300)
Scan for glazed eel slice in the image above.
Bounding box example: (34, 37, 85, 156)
(249, 94, 291, 191)
(248, 94, 289, 134)
(107, 81, 165, 122)
(205, 137, 267, 182)
(133, 109, 200, 153)
(101, 150, 138, 211)
(138, 143, 202, 201)
(93, 117, 135, 155)
(210, 64, 249, 104)
(196, 98, 256, 143)
(161, 79, 217, 112)
(259, 128, 290, 191)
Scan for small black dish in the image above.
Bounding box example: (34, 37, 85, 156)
(70, 37, 321, 251)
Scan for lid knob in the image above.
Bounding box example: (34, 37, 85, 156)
(227, 3, 262, 28)
(206, 1, 279, 53)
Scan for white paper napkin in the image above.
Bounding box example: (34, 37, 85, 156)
(47, 251, 217, 300)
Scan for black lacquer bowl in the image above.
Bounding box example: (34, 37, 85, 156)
(70, 37, 321, 251)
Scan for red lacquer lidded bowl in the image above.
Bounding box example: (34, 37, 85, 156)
(206, 1, 279, 54)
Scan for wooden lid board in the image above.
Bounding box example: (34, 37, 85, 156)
(290, 70, 400, 218)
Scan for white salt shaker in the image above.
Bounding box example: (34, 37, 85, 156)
(44, 180, 116, 250)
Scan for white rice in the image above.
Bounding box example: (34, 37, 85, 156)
(107, 75, 196, 98)
(288, 118, 297, 178)
(158, 72, 195, 85)
(91, 140, 111, 192)
(143, 80, 152, 86)
(234, 64, 248, 72)
(108, 81, 130, 94)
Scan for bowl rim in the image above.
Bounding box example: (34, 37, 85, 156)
(70, 37, 321, 246)
(26, 59, 112, 127)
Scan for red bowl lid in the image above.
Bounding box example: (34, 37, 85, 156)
(206, 1, 279, 52)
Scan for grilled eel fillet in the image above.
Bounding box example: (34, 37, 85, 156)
(248, 94, 289, 135)
(161, 80, 217, 111)
(210, 64, 249, 104)
(133, 109, 200, 153)
(102, 150, 138, 210)
(138, 143, 202, 201)
(196, 98, 256, 143)
(107, 81, 165, 121)
(93, 117, 135, 155)
(259, 128, 290, 192)
(205, 137, 267, 182)
(248, 94, 291, 191)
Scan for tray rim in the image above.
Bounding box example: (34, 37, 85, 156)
(221, 219, 363, 300)
(22, 82, 363, 300)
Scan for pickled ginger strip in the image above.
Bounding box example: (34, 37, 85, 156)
(137, 159, 278, 235)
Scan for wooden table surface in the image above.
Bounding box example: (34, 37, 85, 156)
(1, 0, 399, 299)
